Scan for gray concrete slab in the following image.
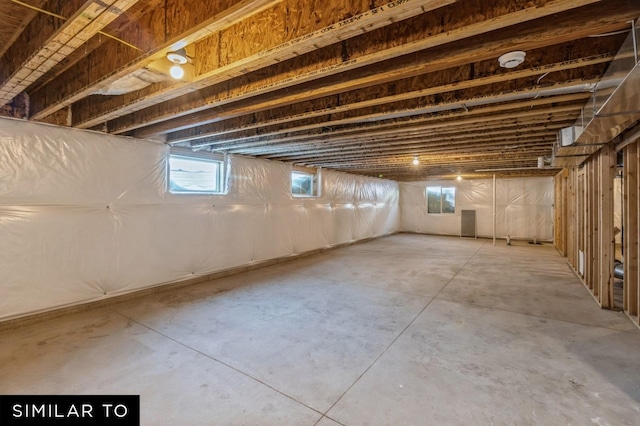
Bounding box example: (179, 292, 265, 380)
(315, 416, 344, 426)
(0, 309, 321, 425)
(327, 298, 640, 425)
(439, 241, 637, 332)
(110, 271, 431, 413)
(1, 234, 638, 425)
(272, 250, 466, 297)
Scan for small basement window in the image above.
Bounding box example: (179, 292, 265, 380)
(427, 186, 456, 214)
(168, 151, 224, 194)
(291, 167, 319, 197)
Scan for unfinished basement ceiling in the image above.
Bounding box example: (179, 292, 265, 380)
(1, 0, 639, 180)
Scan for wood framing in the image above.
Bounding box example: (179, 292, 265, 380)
(1, 1, 639, 181)
(575, 167, 583, 277)
(558, 148, 608, 304)
(623, 141, 639, 324)
(0, 0, 140, 106)
(598, 143, 615, 308)
(554, 169, 568, 257)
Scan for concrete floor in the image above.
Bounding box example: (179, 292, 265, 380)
(1, 234, 639, 425)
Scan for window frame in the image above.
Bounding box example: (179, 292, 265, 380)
(167, 149, 225, 195)
(427, 186, 456, 214)
(291, 167, 320, 198)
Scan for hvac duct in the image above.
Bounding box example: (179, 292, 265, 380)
(553, 18, 640, 167)
(558, 125, 583, 147)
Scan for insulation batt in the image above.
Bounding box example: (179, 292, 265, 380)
(0, 118, 399, 320)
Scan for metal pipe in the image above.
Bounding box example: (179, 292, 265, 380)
(632, 19, 638, 64)
(614, 260, 624, 279)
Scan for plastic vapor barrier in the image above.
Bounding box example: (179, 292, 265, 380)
(0, 118, 399, 321)
(400, 177, 554, 240)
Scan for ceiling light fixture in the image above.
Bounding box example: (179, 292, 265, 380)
(412, 156, 420, 165)
(169, 65, 184, 79)
(167, 48, 188, 79)
(498, 51, 526, 69)
(456, 175, 462, 181)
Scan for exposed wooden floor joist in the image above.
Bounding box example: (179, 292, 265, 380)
(0, 0, 638, 180)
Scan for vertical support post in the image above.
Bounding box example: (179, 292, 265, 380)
(560, 170, 566, 256)
(576, 167, 584, 275)
(568, 169, 574, 265)
(624, 142, 638, 317)
(598, 143, 615, 308)
(493, 174, 496, 246)
(554, 173, 560, 253)
(586, 158, 596, 291)
(554, 169, 569, 257)
(637, 145, 640, 327)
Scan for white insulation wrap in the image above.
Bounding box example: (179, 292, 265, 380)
(400, 177, 554, 240)
(0, 118, 399, 321)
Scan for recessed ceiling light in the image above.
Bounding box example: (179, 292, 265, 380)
(167, 48, 188, 79)
(166, 49, 188, 65)
(498, 51, 526, 69)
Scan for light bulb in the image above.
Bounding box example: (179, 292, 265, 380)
(456, 175, 462, 181)
(169, 64, 184, 79)
(412, 157, 419, 165)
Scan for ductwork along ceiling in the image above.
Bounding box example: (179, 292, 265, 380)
(1, 0, 639, 181)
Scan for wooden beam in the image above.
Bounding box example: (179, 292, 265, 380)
(574, 167, 582, 275)
(554, 171, 566, 256)
(187, 95, 587, 153)
(261, 144, 557, 166)
(27, 0, 166, 94)
(0, 0, 47, 58)
(191, 94, 588, 149)
(28, 0, 281, 119)
(63, 0, 458, 128)
(132, 51, 612, 138)
(255, 132, 570, 162)
(623, 142, 638, 316)
(165, 0, 637, 143)
(73, 0, 621, 131)
(314, 156, 549, 171)
(266, 139, 557, 164)
(122, 36, 617, 137)
(0, 0, 139, 107)
(170, 79, 596, 145)
(253, 125, 568, 159)
(586, 157, 596, 292)
(283, 144, 555, 162)
(598, 143, 615, 308)
(0, 0, 86, 93)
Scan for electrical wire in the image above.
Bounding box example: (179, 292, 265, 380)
(9, 0, 141, 51)
(588, 29, 630, 37)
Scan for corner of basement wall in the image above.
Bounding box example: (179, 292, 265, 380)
(398, 177, 555, 240)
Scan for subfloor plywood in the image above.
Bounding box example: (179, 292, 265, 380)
(1, 234, 639, 425)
